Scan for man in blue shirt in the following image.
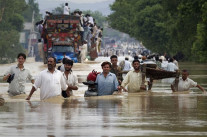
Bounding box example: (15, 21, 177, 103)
(95, 61, 121, 96)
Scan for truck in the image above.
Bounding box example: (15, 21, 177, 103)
(41, 15, 82, 64)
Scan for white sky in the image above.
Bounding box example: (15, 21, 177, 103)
(35, 0, 114, 16)
(36, 0, 110, 4)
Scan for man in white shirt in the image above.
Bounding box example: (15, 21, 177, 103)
(171, 69, 206, 93)
(166, 58, 178, 72)
(88, 15, 94, 26)
(172, 56, 179, 68)
(26, 57, 70, 100)
(62, 59, 78, 98)
(121, 60, 147, 92)
(63, 3, 69, 15)
(123, 57, 132, 71)
(3, 53, 34, 96)
(80, 40, 88, 63)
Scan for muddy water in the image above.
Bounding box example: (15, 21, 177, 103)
(0, 57, 207, 136)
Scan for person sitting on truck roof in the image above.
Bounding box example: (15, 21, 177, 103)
(45, 11, 53, 16)
(63, 3, 70, 15)
(74, 11, 80, 16)
(87, 15, 94, 26)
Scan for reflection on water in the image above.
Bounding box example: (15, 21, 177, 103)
(0, 94, 207, 136)
(0, 61, 207, 136)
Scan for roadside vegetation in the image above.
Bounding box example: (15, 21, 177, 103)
(108, 0, 207, 62)
(0, 0, 41, 63)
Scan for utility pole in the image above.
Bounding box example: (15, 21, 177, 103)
(28, 11, 36, 57)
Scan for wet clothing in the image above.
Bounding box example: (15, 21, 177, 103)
(166, 62, 178, 72)
(172, 77, 197, 91)
(110, 65, 123, 83)
(173, 60, 179, 68)
(161, 61, 168, 70)
(155, 61, 162, 69)
(59, 65, 65, 72)
(95, 72, 119, 96)
(4, 65, 34, 96)
(34, 69, 67, 100)
(62, 71, 78, 97)
(121, 70, 146, 92)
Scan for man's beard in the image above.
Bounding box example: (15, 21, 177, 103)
(65, 68, 71, 72)
(48, 64, 54, 70)
(134, 67, 140, 71)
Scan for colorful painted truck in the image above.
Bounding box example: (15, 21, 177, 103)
(41, 15, 82, 64)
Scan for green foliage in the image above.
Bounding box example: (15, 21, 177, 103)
(0, 30, 24, 63)
(22, 0, 41, 22)
(52, 4, 64, 15)
(9, 13, 24, 31)
(0, 0, 40, 63)
(108, 0, 207, 62)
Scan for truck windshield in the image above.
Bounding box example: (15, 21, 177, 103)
(53, 46, 74, 52)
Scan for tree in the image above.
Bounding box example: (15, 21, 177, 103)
(52, 4, 64, 15)
(108, 0, 207, 62)
(0, 30, 24, 63)
(0, 0, 41, 63)
(22, 0, 41, 22)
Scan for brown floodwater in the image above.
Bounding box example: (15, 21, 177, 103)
(0, 59, 207, 136)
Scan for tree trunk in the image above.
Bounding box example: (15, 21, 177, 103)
(0, 7, 5, 23)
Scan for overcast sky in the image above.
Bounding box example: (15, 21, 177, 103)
(36, 0, 111, 4)
(35, 0, 115, 16)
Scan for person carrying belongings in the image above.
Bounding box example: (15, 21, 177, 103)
(3, 53, 34, 96)
(171, 69, 206, 93)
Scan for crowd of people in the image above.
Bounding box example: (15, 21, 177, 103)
(133, 54, 206, 93)
(2, 52, 206, 101)
(1, 4, 206, 101)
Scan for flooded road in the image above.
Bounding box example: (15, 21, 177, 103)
(0, 57, 207, 136)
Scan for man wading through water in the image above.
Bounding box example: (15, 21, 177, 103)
(62, 59, 78, 98)
(26, 57, 71, 100)
(3, 53, 34, 96)
(95, 61, 121, 96)
(121, 60, 147, 92)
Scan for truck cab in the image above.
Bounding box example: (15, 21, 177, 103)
(51, 45, 78, 63)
